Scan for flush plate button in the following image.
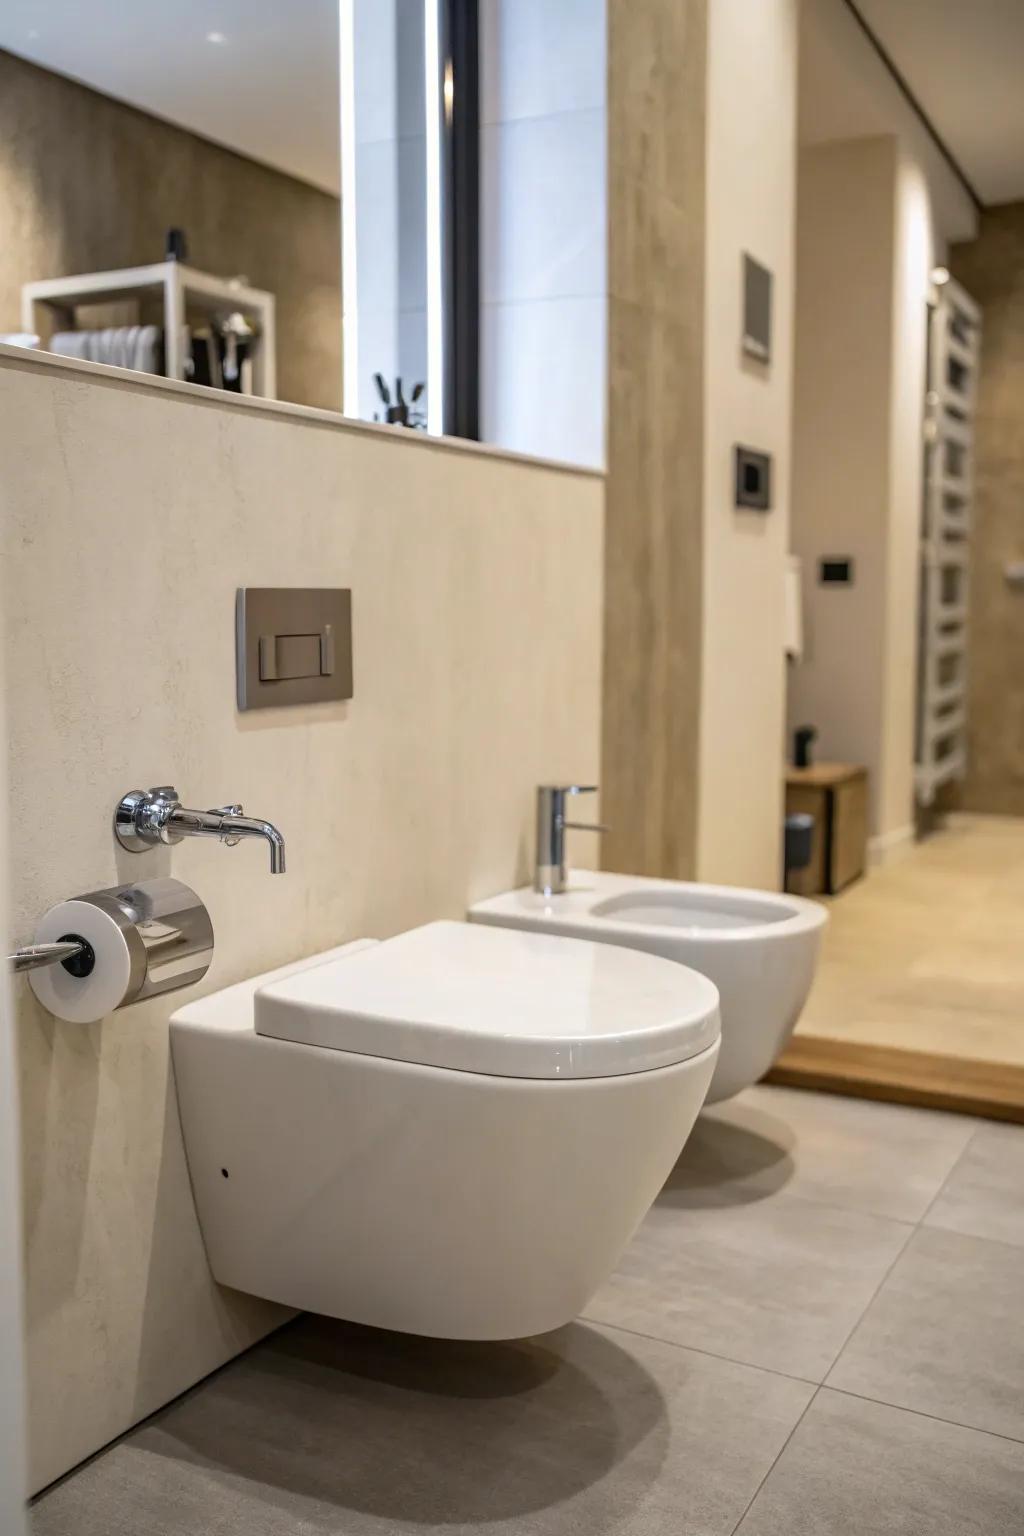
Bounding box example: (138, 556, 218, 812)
(237, 588, 353, 710)
(259, 630, 333, 682)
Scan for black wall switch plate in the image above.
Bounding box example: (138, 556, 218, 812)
(734, 446, 772, 510)
(819, 557, 854, 585)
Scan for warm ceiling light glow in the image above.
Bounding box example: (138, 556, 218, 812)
(443, 59, 454, 125)
(206, 30, 228, 45)
(931, 265, 950, 286)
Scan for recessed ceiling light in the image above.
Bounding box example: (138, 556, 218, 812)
(206, 30, 228, 45)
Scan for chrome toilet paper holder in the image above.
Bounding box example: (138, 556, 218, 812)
(19, 877, 214, 1023)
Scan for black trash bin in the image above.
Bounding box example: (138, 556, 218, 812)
(784, 812, 815, 880)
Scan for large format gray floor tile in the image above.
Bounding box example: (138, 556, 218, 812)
(828, 1225, 1024, 1441)
(668, 1087, 974, 1223)
(924, 1122, 1024, 1249)
(736, 1389, 1024, 1536)
(584, 1195, 912, 1381)
(32, 1314, 813, 1536)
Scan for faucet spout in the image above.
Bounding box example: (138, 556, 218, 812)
(217, 813, 287, 874)
(169, 806, 287, 874)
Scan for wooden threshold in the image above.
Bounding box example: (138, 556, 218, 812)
(767, 1034, 1024, 1123)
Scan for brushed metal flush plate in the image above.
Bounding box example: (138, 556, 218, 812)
(236, 588, 353, 710)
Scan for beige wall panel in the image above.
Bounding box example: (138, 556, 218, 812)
(0, 352, 603, 1491)
(952, 205, 1024, 816)
(603, 0, 707, 879)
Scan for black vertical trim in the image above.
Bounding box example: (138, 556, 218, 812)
(441, 0, 480, 439)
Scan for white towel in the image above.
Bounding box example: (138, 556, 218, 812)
(49, 326, 163, 376)
(133, 324, 161, 374)
(48, 331, 92, 361)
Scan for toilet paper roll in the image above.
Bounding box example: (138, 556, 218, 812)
(29, 897, 139, 1024)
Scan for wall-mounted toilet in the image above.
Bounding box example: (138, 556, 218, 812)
(171, 920, 720, 1339)
(470, 874, 827, 1103)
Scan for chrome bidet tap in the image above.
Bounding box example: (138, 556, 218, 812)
(535, 784, 607, 897)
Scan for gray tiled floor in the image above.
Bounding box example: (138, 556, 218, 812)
(735, 1390, 1024, 1536)
(32, 1086, 1024, 1535)
(666, 1086, 974, 1223)
(827, 1224, 1024, 1441)
(924, 1121, 1024, 1248)
(584, 1190, 912, 1381)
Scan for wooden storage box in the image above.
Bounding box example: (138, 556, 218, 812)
(785, 763, 868, 896)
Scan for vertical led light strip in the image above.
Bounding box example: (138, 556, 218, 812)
(424, 0, 445, 435)
(339, 0, 359, 417)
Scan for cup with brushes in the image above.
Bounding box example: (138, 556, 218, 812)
(373, 374, 426, 428)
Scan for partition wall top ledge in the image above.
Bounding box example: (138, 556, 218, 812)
(0, 343, 604, 483)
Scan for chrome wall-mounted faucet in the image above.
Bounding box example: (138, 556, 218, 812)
(115, 787, 286, 873)
(535, 784, 607, 897)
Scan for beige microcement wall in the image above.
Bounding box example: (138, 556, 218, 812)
(881, 148, 937, 846)
(789, 138, 896, 836)
(951, 204, 1024, 816)
(603, 0, 798, 890)
(0, 347, 603, 1493)
(0, 49, 342, 412)
(696, 0, 797, 890)
(0, 630, 28, 1527)
(789, 136, 936, 851)
(601, 0, 706, 882)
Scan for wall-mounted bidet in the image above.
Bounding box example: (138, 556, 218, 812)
(468, 785, 828, 1104)
(170, 920, 720, 1339)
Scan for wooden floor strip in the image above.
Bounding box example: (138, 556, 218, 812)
(767, 1035, 1024, 1124)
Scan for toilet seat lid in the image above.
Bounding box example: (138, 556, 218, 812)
(254, 920, 720, 1079)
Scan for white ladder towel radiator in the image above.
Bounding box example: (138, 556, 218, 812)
(915, 275, 982, 806)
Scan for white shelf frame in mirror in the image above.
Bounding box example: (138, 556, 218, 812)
(21, 261, 277, 398)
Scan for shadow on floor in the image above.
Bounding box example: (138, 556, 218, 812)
(134, 1314, 669, 1525)
(658, 1106, 796, 1209)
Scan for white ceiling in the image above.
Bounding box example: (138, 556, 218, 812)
(846, 0, 1024, 206)
(0, 0, 341, 195)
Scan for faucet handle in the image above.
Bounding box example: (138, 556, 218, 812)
(115, 786, 183, 850)
(560, 784, 606, 830)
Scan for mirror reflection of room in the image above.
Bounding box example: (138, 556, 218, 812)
(0, 3, 342, 410)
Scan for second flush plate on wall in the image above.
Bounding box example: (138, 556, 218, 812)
(236, 588, 353, 711)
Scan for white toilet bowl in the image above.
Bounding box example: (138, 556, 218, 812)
(171, 920, 720, 1339)
(470, 874, 827, 1103)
